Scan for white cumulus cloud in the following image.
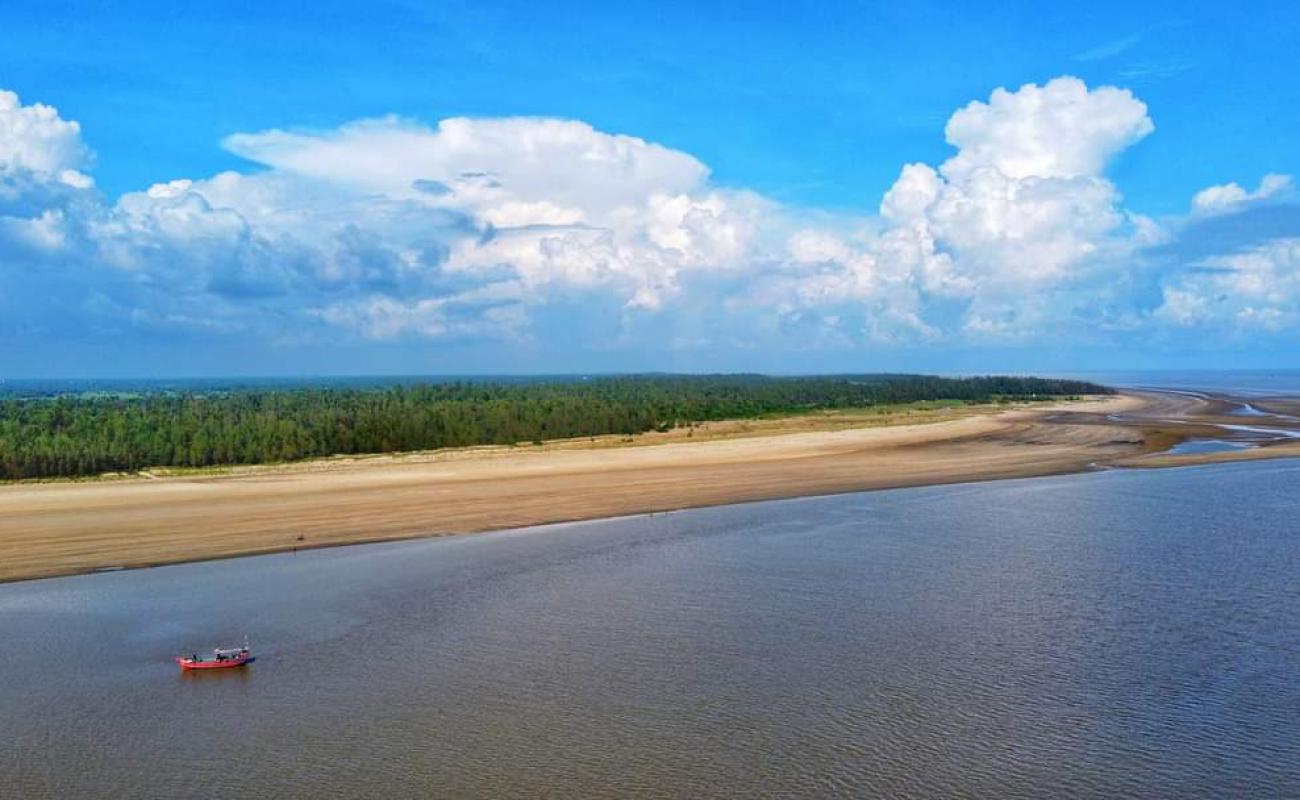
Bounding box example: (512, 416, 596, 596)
(0, 90, 93, 188)
(1191, 173, 1293, 216)
(1, 77, 1297, 358)
(758, 76, 1157, 342)
(941, 77, 1153, 180)
(1156, 238, 1300, 332)
(217, 115, 772, 316)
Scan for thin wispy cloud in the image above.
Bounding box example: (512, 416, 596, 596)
(1117, 62, 1193, 80)
(1073, 33, 1142, 62)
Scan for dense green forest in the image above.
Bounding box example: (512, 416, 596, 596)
(0, 374, 1109, 480)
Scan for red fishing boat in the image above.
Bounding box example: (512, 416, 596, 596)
(176, 640, 252, 670)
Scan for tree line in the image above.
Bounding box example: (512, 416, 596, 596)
(0, 374, 1109, 480)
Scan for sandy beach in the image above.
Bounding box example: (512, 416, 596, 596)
(3, 390, 1299, 583)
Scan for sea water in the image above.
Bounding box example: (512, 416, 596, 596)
(3, 459, 1299, 798)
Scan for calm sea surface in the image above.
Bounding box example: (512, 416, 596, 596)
(1057, 369, 1300, 396)
(3, 460, 1300, 798)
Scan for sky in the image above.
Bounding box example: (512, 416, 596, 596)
(1, 0, 1298, 377)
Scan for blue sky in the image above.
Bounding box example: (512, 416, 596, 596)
(1, 1, 1298, 376)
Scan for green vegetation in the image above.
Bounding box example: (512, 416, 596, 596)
(0, 374, 1109, 480)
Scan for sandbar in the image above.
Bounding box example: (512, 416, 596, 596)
(2, 390, 1297, 583)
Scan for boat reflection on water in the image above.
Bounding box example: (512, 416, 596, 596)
(178, 664, 254, 685)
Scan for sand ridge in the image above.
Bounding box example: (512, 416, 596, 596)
(1, 391, 1295, 583)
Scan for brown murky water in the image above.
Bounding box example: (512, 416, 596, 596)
(3, 460, 1300, 798)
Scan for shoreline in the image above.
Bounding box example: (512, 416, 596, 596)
(0, 397, 1092, 486)
(3, 390, 1299, 585)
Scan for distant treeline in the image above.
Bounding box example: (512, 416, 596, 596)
(0, 374, 1109, 480)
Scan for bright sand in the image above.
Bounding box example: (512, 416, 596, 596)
(3, 392, 1298, 582)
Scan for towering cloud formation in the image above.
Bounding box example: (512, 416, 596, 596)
(941, 78, 1153, 180)
(0, 78, 1294, 359)
(771, 77, 1158, 340)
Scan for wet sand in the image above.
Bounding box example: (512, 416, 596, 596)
(2, 391, 1298, 583)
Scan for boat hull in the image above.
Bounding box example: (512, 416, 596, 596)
(176, 655, 251, 670)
